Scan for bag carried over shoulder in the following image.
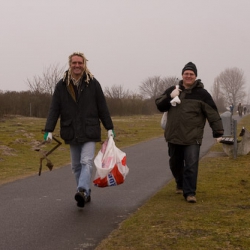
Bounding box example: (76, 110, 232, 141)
(160, 112, 167, 130)
(93, 137, 129, 187)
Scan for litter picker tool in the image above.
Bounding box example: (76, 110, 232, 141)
(35, 131, 62, 176)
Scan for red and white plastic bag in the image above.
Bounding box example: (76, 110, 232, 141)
(93, 137, 129, 187)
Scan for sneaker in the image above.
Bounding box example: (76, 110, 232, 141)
(186, 195, 197, 203)
(175, 188, 183, 194)
(75, 190, 91, 207)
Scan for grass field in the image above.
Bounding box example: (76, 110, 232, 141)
(1, 114, 250, 249)
(0, 114, 163, 185)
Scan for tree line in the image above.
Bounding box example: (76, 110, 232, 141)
(0, 88, 159, 118)
(0, 65, 248, 119)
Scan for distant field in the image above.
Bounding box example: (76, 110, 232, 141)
(0, 114, 163, 185)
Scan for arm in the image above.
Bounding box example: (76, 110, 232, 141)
(201, 90, 224, 138)
(44, 83, 61, 132)
(95, 79, 114, 131)
(155, 86, 176, 112)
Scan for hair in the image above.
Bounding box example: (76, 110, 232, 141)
(68, 52, 94, 83)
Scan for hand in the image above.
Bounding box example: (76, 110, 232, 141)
(216, 137, 223, 143)
(170, 96, 181, 106)
(170, 85, 181, 99)
(213, 130, 224, 138)
(108, 129, 115, 138)
(44, 132, 53, 142)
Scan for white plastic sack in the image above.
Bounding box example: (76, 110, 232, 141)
(93, 137, 129, 187)
(160, 112, 167, 130)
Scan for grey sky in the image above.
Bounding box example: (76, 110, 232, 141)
(1, 0, 250, 95)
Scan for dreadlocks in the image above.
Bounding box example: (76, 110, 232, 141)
(66, 52, 94, 84)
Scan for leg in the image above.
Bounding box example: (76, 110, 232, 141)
(70, 144, 82, 186)
(70, 142, 95, 207)
(77, 142, 95, 196)
(183, 144, 200, 199)
(70, 142, 95, 196)
(168, 143, 184, 190)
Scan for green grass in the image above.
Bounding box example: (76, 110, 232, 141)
(0, 114, 163, 185)
(95, 115, 250, 250)
(1, 114, 250, 249)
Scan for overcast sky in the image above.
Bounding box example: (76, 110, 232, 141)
(1, 0, 250, 95)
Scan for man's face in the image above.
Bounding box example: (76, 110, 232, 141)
(70, 55, 84, 78)
(182, 70, 196, 88)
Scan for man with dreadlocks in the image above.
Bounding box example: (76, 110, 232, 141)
(44, 52, 114, 208)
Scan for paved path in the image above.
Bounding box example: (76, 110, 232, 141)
(0, 123, 220, 250)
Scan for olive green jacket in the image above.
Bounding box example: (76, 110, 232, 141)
(155, 80, 224, 145)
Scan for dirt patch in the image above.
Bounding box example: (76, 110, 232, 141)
(0, 145, 17, 156)
(14, 138, 28, 144)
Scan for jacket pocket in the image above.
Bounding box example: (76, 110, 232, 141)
(60, 119, 74, 141)
(85, 118, 101, 139)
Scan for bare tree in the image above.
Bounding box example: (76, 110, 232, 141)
(215, 67, 246, 107)
(27, 64, 66, 95)
(159, 76, 178, 94)
(0, 91, 51, 118)
(104, 85, 131, 99)
(210, 78, 226, 112)
(104, 85, 147, 115)
(26, 75, 44, 94)
(210, 78, 221, 103)
(139, 76, 162, 99)
(139, 76, 178, 99)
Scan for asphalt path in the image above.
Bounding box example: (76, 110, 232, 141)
(0, 121, 230, 250)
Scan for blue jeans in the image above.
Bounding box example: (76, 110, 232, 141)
(70, 142, 95, 196)
(168, 143, 200, 198)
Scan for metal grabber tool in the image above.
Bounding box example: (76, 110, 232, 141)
(35, 131, 62, 176)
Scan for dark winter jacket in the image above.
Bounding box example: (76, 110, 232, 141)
(45, 72, 113, 144)
(155, 79, 223, 145)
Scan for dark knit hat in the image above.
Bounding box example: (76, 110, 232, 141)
(182, 62, 197, 76)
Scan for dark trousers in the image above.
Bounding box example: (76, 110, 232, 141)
(168, 143, 200, 197)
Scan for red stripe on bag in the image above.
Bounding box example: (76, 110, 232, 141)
(93, 177, 108, 187)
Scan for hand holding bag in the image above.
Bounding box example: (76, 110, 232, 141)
(93, 137, 129, 187)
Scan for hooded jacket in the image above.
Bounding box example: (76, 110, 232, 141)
(45, 72, 113, 144)
(155, 79, 223, 145)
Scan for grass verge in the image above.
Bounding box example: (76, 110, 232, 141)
(0, 114, 163, 185)
(95, 115, 250, 250)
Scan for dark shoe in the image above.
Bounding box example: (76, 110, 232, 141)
(175, 188, 183, 194)
(186, 195, 197, 203)
(75, 191, 86, 207)
(75, 190, 91, 207)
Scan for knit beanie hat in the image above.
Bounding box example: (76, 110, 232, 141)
(182, 62, 197, 76)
